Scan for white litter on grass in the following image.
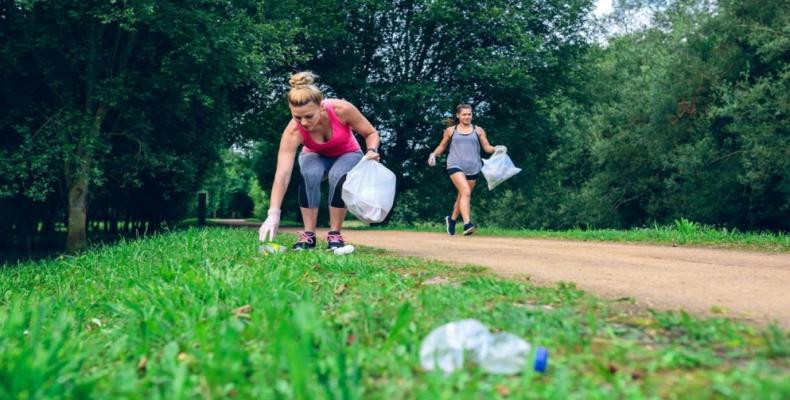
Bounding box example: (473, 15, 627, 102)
(333, 245, 355, 255)
(420, 319, 535, 375)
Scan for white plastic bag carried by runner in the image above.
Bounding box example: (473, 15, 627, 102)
(481, 147, 521, 190)
(341, 158, 396, 223)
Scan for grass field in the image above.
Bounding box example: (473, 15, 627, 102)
(2, 228, 787, 398)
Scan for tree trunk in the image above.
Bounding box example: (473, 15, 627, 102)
(66, 174, 89, 252)
(65, 105, 108, 253)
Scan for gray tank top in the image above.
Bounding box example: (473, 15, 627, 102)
(446, 125, 482, 175)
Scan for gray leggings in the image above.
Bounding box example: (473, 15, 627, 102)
(298, 150, 363, 208)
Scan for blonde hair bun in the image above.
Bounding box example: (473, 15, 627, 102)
(287, 71, 323, 105)
(289, 71, 317, 88)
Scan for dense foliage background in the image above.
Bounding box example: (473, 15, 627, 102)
(2, 0, 787, 254)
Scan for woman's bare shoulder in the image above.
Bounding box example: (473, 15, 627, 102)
(283, 118, 300, 135)
(329, 98, 354, 113)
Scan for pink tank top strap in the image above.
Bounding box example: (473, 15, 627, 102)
(323, 99, 341, 123)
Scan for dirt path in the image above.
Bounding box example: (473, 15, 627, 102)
(218, 220, 790, 327)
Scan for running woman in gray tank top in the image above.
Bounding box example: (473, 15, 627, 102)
(427, 103, 505, 236)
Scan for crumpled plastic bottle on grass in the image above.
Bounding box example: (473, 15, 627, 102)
(258, 243, 285, 255)
(333, 244, 355, 255)
(419, 319, 548, 375)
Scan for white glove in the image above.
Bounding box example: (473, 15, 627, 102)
(258, 209, 281, 242)
(427, 153, 436, 167)
(494, 145, 507, 153)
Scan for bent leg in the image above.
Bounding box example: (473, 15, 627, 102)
(449, 172, 472, 224)
(298, 152, 329, 231)
(327, 151, 363, 231)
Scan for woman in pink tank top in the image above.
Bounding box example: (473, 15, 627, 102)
(297, 99, 362, 157)
(258, 71, 381, 250)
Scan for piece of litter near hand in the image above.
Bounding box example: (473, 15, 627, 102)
(333, 245, 355, 255)
(258, 243, 285, 255)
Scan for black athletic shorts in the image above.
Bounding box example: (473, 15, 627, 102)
(447, 167, 478, 181)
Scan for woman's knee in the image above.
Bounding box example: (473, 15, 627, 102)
(299, 172, 323, 208)
(301, 169, 324, 185)
(328, 153, 361, 181)
(327, 169, 345, 187)
(299, 153, 326, 182)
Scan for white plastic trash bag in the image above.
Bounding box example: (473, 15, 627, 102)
(341, 158, 396, 223)
(481, 147, 521, 190)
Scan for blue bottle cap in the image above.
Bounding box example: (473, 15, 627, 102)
(534, 347, 548, 372)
